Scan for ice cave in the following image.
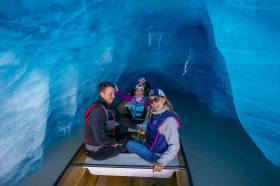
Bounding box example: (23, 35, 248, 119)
(0, 0, 279, 185)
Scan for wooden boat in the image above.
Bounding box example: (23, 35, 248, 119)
(55, 100, 192, 185)
(54, 140, 193, 186)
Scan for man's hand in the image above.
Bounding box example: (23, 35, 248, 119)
(137, 128, 144, 135)
(152, 163, 164, 172)
(112, 143, 119, 148)
(136, 125, 145, 135)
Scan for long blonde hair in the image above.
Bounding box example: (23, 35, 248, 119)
(146, 97, 174, 120)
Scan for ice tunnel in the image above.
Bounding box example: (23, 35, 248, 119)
(0, 0, 279, 185)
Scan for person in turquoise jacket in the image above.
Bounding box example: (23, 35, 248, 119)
(116, 84, 148, 121)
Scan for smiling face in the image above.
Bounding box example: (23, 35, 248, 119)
(135, 88, 144, 97)
(149, 96, 166, 112)
(138, 79, 145, 84)
(100, 86, 115, 105)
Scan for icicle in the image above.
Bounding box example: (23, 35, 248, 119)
(182, 48, 192, 76)
(182, 60, 189, 76)
(148, 26, 152, 47)
(158, 33, 162, 49)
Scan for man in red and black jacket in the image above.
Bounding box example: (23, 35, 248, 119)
(84, 81, 139, 160)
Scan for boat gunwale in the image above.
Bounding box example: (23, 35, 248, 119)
(54, 139, 193, 186)
(70, 162, 186, 170)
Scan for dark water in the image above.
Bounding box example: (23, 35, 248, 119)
(18, 91, 280, 186)
(168, 91, 280, 186)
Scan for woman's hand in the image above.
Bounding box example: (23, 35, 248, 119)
(152, 163, 164, 172)
(125, 103, 131, 110)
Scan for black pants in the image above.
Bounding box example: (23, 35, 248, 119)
(87, 125, 130, 160)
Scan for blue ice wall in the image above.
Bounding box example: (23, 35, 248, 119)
(0, 0, 279, 185)
(202, 0, 280, 166)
